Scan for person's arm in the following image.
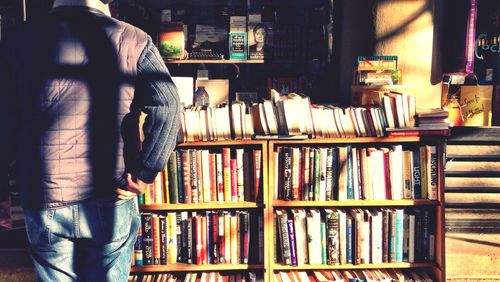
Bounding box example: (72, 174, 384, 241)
(130, 37, 181, 188)
(0, 43, 18, 228)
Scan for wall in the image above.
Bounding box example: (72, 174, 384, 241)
(335, 0, 444, 111)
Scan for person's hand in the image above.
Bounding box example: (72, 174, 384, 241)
(0, 196, 12, 229)
(115, 173, 148, 200)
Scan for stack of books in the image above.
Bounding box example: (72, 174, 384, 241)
(385, 108, 450, 137)
(274, 269, 434, 282)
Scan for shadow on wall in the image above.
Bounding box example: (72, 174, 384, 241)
(334, 0, 443, 110)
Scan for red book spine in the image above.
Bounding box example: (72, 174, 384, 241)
(230, 159, 238, 202)
(218, 211, 225, 263)
(253, 149, 262, 202)
(195, 216, 202, 264)
(383, 150, 392, 200)
(201, 215, 207, 264)
(152, 215, 160, 265)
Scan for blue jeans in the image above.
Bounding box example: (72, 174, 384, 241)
(23, 197, 140, 282)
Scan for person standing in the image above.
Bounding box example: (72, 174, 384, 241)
(0, 0, 180, 280)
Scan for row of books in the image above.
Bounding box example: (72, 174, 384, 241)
(273, 269, 434, 282)
(128, 271, 260, 282)
(274, 208, 434, 266)
(178, 90, 437, 142)
(134, 211, 263, 266)
(273, 145, 438, 201)
(139, 148, 263, 205)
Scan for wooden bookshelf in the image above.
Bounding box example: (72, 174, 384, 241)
(134, 140, 269, 280)
(131, 264, 264, 273)
(271, 262, 435, 270)
(164, 59, 264, 64)
(272, 199, 438, 207)
(140, 201, 263, 211)
(267, 138, 446, 282)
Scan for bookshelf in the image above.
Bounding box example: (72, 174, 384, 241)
(131, 137, 447, 281)
(131, 140, 270, 281)
(164, 59, 265, 64)
(267, 137, 446, 282)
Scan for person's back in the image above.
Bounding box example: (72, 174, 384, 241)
(0, 1, 180, 280)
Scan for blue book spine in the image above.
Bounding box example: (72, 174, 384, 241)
(176, 151, 184, 203)
(346, 217, 353, 264)
(395, 209, 404, 262)
(347, 145, 354, 199)
(287, 219, 298, 266)
(422, 209, 430, 261)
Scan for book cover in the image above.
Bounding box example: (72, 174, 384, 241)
(159, 22, 185, 59)
(247, 20, 273, 60)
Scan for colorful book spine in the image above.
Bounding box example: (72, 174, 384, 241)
(287, 219, 298, 266)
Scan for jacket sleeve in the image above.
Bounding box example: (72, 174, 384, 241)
(133, 37, 180, 183)
(0, 43, 18, 200)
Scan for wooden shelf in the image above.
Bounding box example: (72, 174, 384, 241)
(269, 137, 423, 145)
(131, 264, 264, 273)
(164, 59, 264, 64)
(271, 262, 435, 271)
(272, 200, 438, 207)
(177, 140, 266, 147)
(140, 201, 263, 211)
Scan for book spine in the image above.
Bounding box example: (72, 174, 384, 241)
(395, 209, 404, 262)
(325, 148, 334, 200)
(321, 221, 327, 265)
(167, 153, 179, 204)
(346, 215, 353, 264)
(230, 212, 238, 264)
(211, 212, 219, 264)
(283, 147, 292, 200)
(187, 215, 193, 264)
(426, 145, 438, 200)
(218, 211, 225, 263)
(159, 215, 167, 265)
(241, 211, 250, 264)
(419, 146, 428, 199)
(291, 147, 301, 200)
(253, 149, 262, 202)
(167, 212, 177, 264)
(412, 149, 422, 199)
(176, 213, 182, 263)
(230, 159, 238, 202)
(382, 209, 390, 262)
(302, 147, 311, 200)
(389, 209, 397, 262)
(319, 148, 327, 201)
(216, 153, 224, 202)
(223, 148, 232, 202)
(347, 145, 354, 199)
(236, 148, 245, 202)
(175, 151, 184, 203)
(134, 225, 143, 265)
(141, 213, 153, 265)
(287, 219, 298, 266)
(209, 153, 217, 202)
(181, 150, 192, 204)
(278, 211, 292, 265)
(202, 150, 211, 202)
(326, 211, 339, 265)
(313, 148, 321, 201)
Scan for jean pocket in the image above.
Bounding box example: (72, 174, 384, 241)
(96, 198, 134, 243)
(23, 209, 56, 247)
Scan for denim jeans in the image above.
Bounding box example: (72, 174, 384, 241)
(23, 197, 140, 282)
